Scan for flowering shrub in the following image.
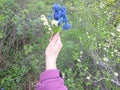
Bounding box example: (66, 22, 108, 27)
(0, 0, 120, 90)
(41, 3, 72, 35)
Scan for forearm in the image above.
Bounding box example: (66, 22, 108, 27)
(36, 33, 67, 89)
(45, 56, 57, 70)
(46, 60, 57, 70)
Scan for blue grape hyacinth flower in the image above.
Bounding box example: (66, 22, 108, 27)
(1, 88, 4, 90)
(62, 23, 72, 30)
(61, 6, 67, 17)
(52, 4, 61, 13)
(52, 3, 72, 30)
(48, 15, 52, 20)
(58, 17, 63, 26)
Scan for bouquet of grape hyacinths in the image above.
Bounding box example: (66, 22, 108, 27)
(41, 3, 72, 35)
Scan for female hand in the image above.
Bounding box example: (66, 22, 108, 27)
(45, 33, 63, 70)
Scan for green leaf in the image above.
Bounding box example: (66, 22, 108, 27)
(53, 26, 62, 35)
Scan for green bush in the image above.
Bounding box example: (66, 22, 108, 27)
(0, 0, 120, 90)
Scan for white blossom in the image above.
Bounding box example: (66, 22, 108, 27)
(86, 32, 89, 35)
(88, 36, 90, 38)
(96, 62, 99, 64)
(41, 15, 45, 18)
(103, 48, 107, 51)
(117, 24, 120, 32)
(79, 18, 81, 22)
(111, 33, 115, 37)
(41, 15, 49, 26)
(114, 49, 117, 53)
(100, 2, 104, 8)
(77, 59, 81, 62)
(48, 27, 52, 31)
(114, 72, 119, 77)
(103, 28, 105, 30)
(41, 15, 52, 31)
(43, 22, 49, 26)
(86, 76, 90, 80)
(62, 72, 65, 79)
(41, 15, 47, 21)
(80, 51, 83, 54)
(117, 28, 120, 32)
(104, 11, 107, 14)
(52, 20, 58, 26)
(99, 44, 101, 46)
(103, 57, 109, 62)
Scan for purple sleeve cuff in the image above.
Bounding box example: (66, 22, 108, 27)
(40, 69, 60, 83)
(36, 69, 67, 90)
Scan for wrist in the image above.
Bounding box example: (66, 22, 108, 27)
(46, 59, 57, 70)
(45, 55, 57, 70)
(46, 62, 57, 70)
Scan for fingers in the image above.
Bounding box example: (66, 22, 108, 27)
(45, 33, 63, 63)
(49, 33, 60, 46)
(57, 42, 63, 52)
(55, 35, 63, 51)
(48, 33, 63, 54)
(55, 35, 62, 47)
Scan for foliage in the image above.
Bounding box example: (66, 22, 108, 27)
(0, 0, 120, 90)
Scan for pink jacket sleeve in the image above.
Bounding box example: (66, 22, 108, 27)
(36, 69, 67, 90)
